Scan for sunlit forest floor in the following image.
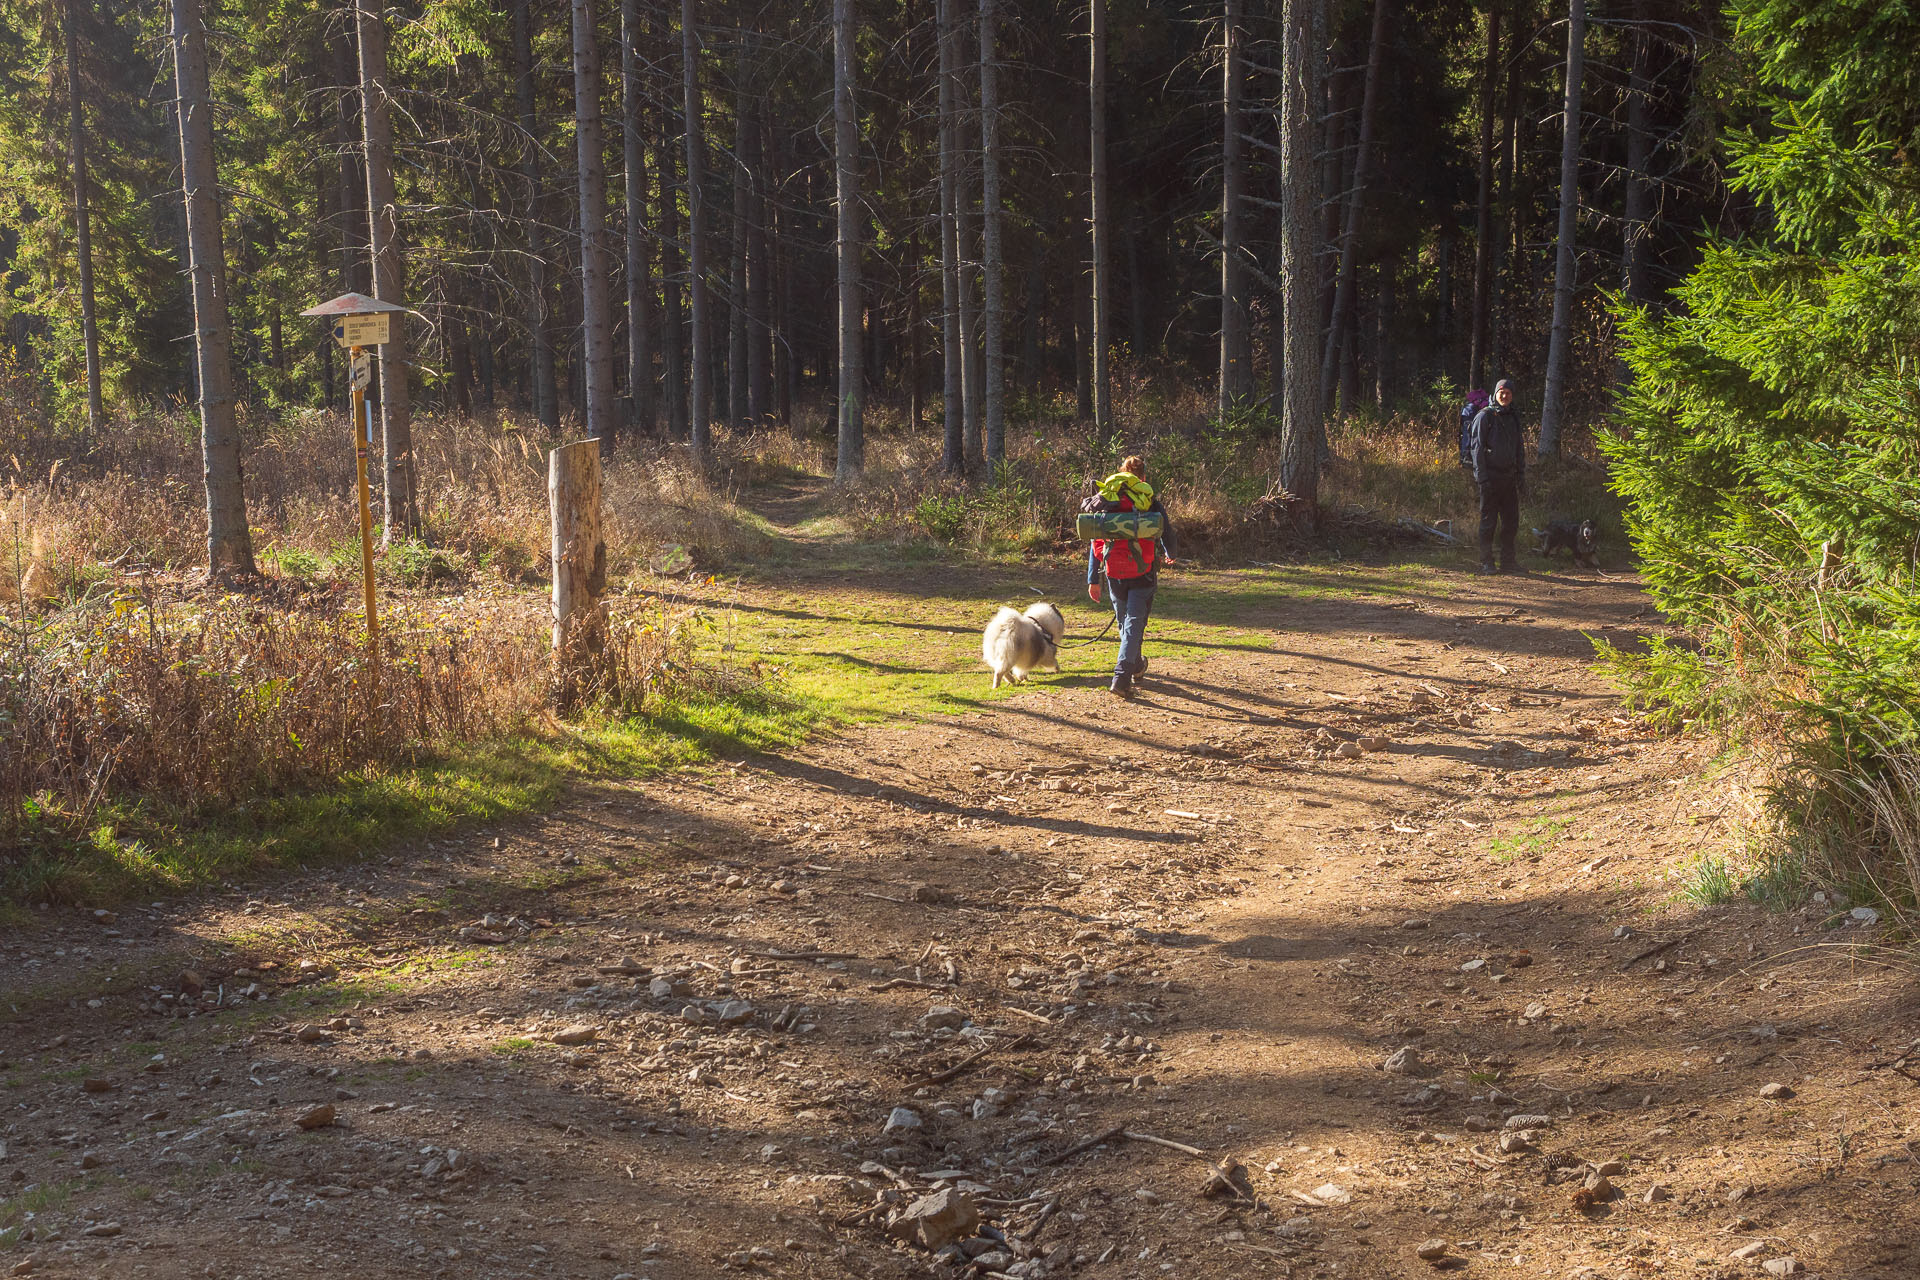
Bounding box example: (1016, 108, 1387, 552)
(4, 466, 1915, 1279)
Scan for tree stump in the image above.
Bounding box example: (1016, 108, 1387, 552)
(549, 439, 607, 710)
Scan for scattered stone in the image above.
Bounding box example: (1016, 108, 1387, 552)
(1333, 742, 1365, 761)
(648, 977, 678, 1000)
(1594, 1160, 1626, 1177)
(1581, 1173, 1615, 1202)
(1758, 1082, 1794, 1100)
(1643, 1184, 1672, 1204)
(1415, 1239, 1449, 1262)
(292, 1024, 324, 1044)
(294, 1104, 336, 1131)
(907, 882, 949, 905)
(1357, 735, 1391, 753)
(1383, 1046, 1426, 1076)
(1462, 1116, 1495, 1133)
(1522, 1001, 1549, 1021)
(884, 1107, 923, 1134)
(81, 1078, 113, 1094)
(1506, 951, 1532, 968)
(714, 1000, 754, 1027)
(921, 1006, 966, 1031)
(1400, 918, 1430, 930)
(1309, 1183, 1352, 1207)
(1497, 1131, 1536, 1155)
(1729, 1241, 1767, 1261)
(1277, 1216, 1313, 1240)
(81, 1223, 121, 1238)
(78, 1152, 105, 1170)
(1851, 906, 1880, 926)
(1728, 1185, 1756, 1203)
(1504, 1114, 1552, 1130)
(885, 1188, 981, 1251)
(1762, 1259, 1803, 1277)
(550, 1025, 599, 1046)
(1460, 959, 1486, 973)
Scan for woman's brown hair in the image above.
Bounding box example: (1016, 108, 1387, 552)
(1118, 454, 1146, 478)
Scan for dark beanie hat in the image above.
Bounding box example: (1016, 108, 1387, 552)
(1494, 378, 1513, 395)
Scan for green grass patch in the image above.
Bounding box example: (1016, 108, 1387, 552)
(2, 686, 817, 913)
(491, 1037, 536, 1056)
(1487, 816, 1572, 864)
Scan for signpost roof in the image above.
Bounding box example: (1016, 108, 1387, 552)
(300, 292, 408, 317)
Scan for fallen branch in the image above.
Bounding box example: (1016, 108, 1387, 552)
(905, 1034, 1032, 1089)
(1002, 1006, 1055, 1026)
(743, 949, 862, 962)
(1123, 1131, 1207, 1157)
(1620, 930, 1697, 970)
(1040, 1125, 1127, 1166)
(869, 977, 951, 992)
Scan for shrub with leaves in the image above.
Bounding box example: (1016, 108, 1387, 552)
(1604, 0, 1920, 915)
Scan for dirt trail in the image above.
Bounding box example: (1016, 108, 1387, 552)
(4, 512, 1918, 1280)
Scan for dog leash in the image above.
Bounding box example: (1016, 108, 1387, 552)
(1057, 615, 1117, 649)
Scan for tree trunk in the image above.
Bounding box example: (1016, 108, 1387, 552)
(1538, 0, 1584, 456)
(170, 0, 254, 575)
(937, 0, 964, 471)
(1495, 0, 1526, 374)
(681, 0, 711, 465)
(1319, 0, 1389, 416)
(1277, 0, 1323, 525)
(1089, 0, 1111, 433)
(572, 0, 617, 453)
(831, 0, 863, 480)
(1217, 0, 1249, 415)
(746, 101, 772, 425)
(65, 0, 102, 442)
(333, 30, 368, 296)
(511, 0, 557, 430)
(659, 93, 689, 438)
(977, 0, 1004, 465)
(620, 0, 656, 434)
(728, 52, 751, 427)
(1468, 6, 1499, 389)
(355, 0, 417, 541)
(1621, 0, 1651, 304)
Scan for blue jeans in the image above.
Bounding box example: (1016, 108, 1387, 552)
(1108, 576, 1156, 677)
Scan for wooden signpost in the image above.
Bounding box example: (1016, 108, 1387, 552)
(299, 291, 407, 701)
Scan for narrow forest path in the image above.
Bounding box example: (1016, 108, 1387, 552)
(3, 501, 1917, 1280)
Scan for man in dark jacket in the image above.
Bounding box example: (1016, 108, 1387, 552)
(1469, 378, 1525, 574)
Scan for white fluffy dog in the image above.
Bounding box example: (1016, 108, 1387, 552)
(981, 602, 1065, 688)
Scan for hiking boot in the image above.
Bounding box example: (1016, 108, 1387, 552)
(1108, 674, 1135, 698)
(1123, 656, 1149, 677)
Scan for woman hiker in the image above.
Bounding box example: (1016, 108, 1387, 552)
(1086, 455, 1177, 698)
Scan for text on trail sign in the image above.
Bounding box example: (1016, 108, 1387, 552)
(349, 353, 372, 391)
(333, 313, 392, 347)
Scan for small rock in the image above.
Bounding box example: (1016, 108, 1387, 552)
(1727, 1184, 1756, 1203)
(1522, 1001, 1549, 1021)
(1310, 1183, 1352, 1207)
(1581, 1173, 1615, 1201)
(81, 1078, 113, 1094)
(648, 976, 677, 1000)
(295, 1104, 336, 1131)
(1643, 1184, 1671, 1204)
(907, 882, 949, 905)
(1762, 1259, 1803, 1277)
(1729, 1241, 1767, 1261)
(78, 1152, 105, 1170)
(1415, 1239, 1449, 1262)
(1851, 906, 1880, 926)
(1400, 918, 1430, 930)
(1460, 959, 1486, 973)
(1758, 1082, 1794, 1100)
(81, 1223, 121, 1238)
(1333, 742, 1364, 760)
(921, 1006, 966, 1031)
(1504, 1114, 1552, 1130)
(550, 1024, 598, 1046)
(1383, 1046, 1426, 1076)
(1497, 1131, 1535, 1155)
(292, 1024, 324, 1044)
(1594, 1159, 1626, 1177)
(884, 1107, 923, 1134)
(1357, 735, 1391, 752)
(884, 1188, 981, 1251)
(714, 1000, 754, 1026)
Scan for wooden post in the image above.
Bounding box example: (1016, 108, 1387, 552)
(349, 344, 380, 704)
(549, 439, 607, 708)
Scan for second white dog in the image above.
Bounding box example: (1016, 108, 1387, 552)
(981, 602, 1065, 688)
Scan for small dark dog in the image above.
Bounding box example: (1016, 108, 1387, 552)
(1534, 518, 1599, 568)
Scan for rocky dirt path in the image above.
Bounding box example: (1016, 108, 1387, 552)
(3, 544, 1918, 1280)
